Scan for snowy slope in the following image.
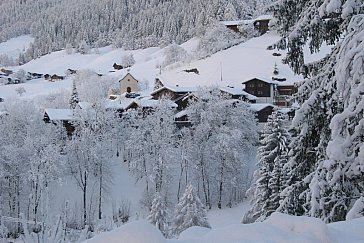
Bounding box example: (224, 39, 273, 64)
(1, 31, 305, 101)
(160, 31, 303, 88)
(0, 35, 33, 59)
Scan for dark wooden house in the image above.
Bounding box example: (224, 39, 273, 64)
(150, 85, 197, 110)
(253, 15, 272, 35)
(44, 109, 78, 136)
(249, 104, 275, 123)
(222, 15, 272, 35)
(275, 84, 297, 107)
(242, 78, 275, 103)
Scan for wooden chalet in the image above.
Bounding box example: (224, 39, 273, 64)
(221, 20, 254, 33)
(44, 109, 78, 136)
(277, 84, 297, 96)
(222, 15, 272, 35)
(50, 74, 65, 81)
(242, 78, 275, 103)
(253, 15, 272, 35)
(150, 85, 197, 110)
(249, 103, 275, 123)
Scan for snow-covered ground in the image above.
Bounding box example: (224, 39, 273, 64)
(0, 35, 33, 59)
(85, 213, 364, 243)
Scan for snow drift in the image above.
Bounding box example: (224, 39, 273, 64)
(85, 213, 364, 243)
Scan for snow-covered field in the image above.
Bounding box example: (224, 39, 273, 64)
(0, 35, 33, 59)
(85, 213, 364, 243)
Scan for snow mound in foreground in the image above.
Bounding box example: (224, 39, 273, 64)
(85, 213, 364, 243)
(85, 220, 165, 243)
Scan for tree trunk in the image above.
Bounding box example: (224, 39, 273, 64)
(83, 172, 87, 228)
(98, 165, 102, 220)
(218, 163, 224, 209)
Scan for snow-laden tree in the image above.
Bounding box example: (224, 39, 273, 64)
(185, 88, 258, 209)
(121, 53, 136, 68)
(172, 185, 210, 236)
(162, 44, 189, 67)
(304, 15, 364, 222)
(65, 43, 73, 55)
(197, 22, 242, 58)
(78, 40, 90, 55)
(69, 80, 79, 109)
(273, 0, 364, 222)
(147, 192, 169, 237)
(244, 111, 290, 222)
(223, 2, 238, 20)
(125, 99, 177, 197)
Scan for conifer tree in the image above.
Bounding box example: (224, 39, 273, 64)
(147, 192, 169, 237)
(172, 185, 210, 236)
(244, 111, 290, 222)
(69, 80, 79, 109)
(273, 0, 363, 222)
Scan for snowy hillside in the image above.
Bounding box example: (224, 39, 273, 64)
(0, 30, 321, 101)
(0, 35, 33, 59)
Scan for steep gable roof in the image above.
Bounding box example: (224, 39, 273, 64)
(242, 77, 276, 84)
(118, 72, 139, 83)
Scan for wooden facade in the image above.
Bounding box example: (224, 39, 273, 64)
(151, 86, 197, 110)
(256, 106, 274, 122)
(277, 85, 297, 96)
(253, 19, 270, 34)
(43, 111, 76, 137)
(243, 78, 273, 97)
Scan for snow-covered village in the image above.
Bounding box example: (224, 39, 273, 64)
(0, 0, 364, 242)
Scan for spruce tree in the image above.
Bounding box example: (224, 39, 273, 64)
(273, 0, 363, 222)
(244, 111, 290, 222)
(172, 185, 210, 236)
(69, 80, 79, 109)
(147, 192, 169, 237)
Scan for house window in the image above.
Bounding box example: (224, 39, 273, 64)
(127, 87, 131, 93)
(257, 91, 263, 95)
(248, 83, 254, 88)
(128, 79, 130, 81)
(258, 83, 263, 87)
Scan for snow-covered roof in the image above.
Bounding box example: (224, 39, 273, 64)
(105, 96, 178, 110)
(279, 107, 294, 113)
(220, 86, 258, 100)
(150, 85, 198, 96)
(249, 103, 275, 112)
(44, 108, 78, 121)
(221, 15, 272, 27)
(118, 72, 139, 82)
(105, 98, 137, 110)
(174, 110, 189, 119)
(254, 15, 273, 21)
(136, 99, 178, 108)
(77, 101, 92, 109)
(242, 77, 276, 84)
(136, 99, 159, 108)
(221, 20, 254, 26)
